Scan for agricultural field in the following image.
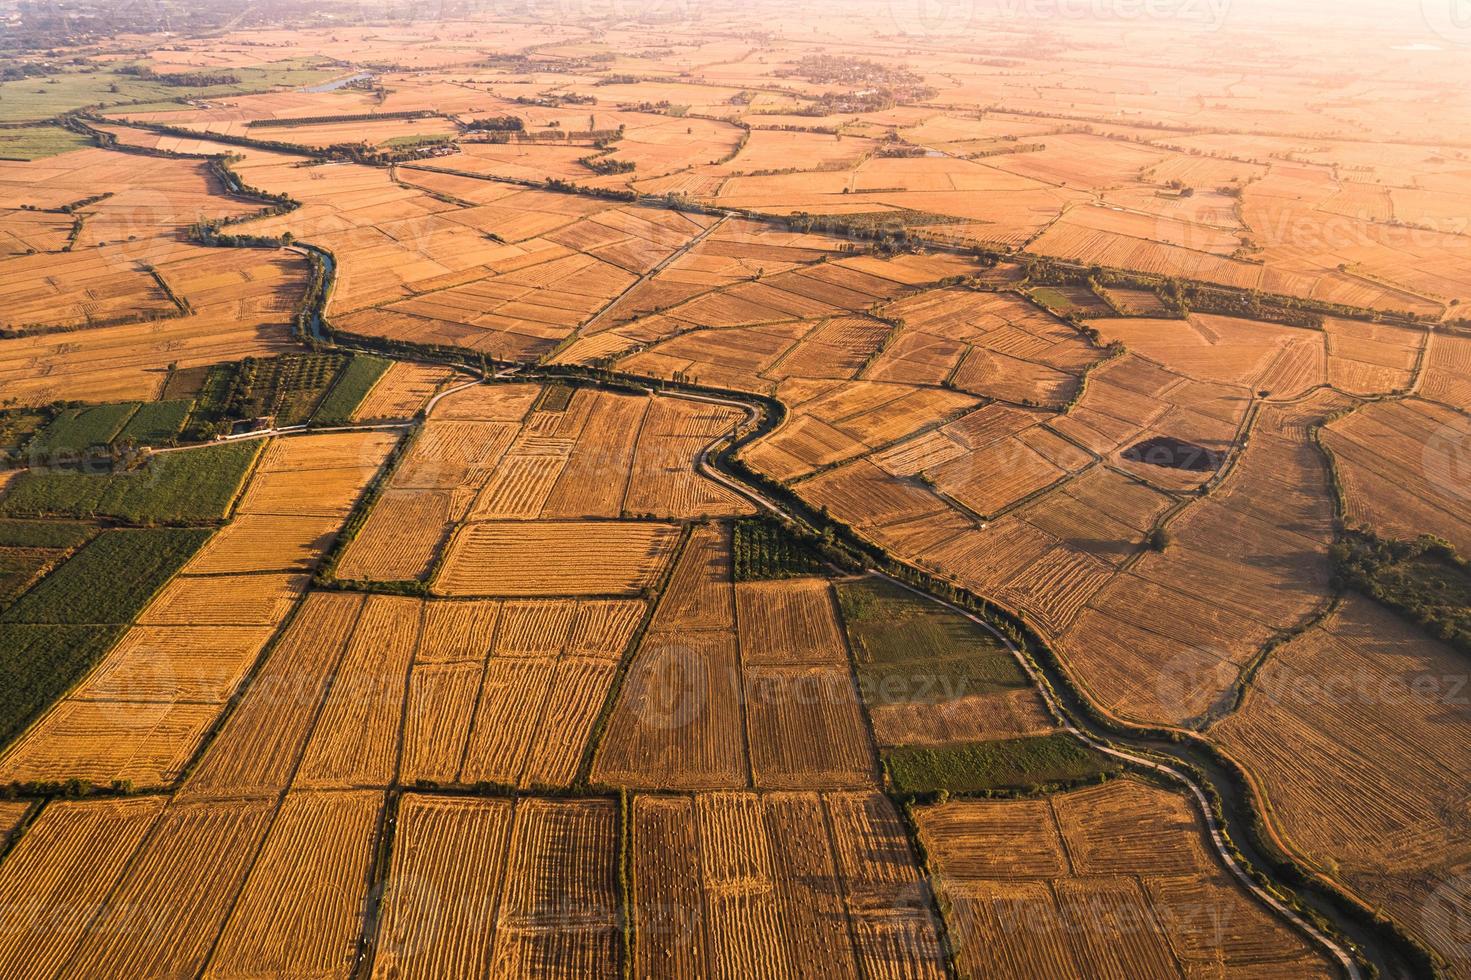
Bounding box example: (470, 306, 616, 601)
(0, 438, 264, 524)
(339, 381, 749, 583)
(835, 576, 1054, 749)
(1324, 396, 1471, 555)
(595, 527, 878, 792)
(350, 361, 462, 421)
(310, 354, 393, 425)
(915, 778, 1336, 978)
(207, 789, 384, 979)
(0, 149, 306, 404)
(1210, 595, 1471, 976)
(0, 4, 1466, 977)
(632, 791, 946, 979)
(435, 519, 681, 596)
(373, 795, 619, 978)
(0, 431, 391, 789)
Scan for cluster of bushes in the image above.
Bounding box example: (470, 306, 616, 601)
(544, 178, 638, 202)
(577, 154, 635, 175)
(1016, 255, 1426, 329)
(0, 64, 60, 82)
(57, 192, 111, 214)
(1162, 280, 1326, 329)
(776, 53, 925, 91)
(464, 115, 523, 131)
(187, 352, 348, 436)
(511, 92, 595, 107)
(205, 157, 297, 211)
(965, 142, 1046, 159)
(777, 209, 959, 253)
(709, 124, 751, 166)
(291, 245, 332, 338)
(875, 144, 928, 158)
(1332, 532, 1471, 653)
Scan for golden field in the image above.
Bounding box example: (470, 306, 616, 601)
(0, 3, 1467, 976)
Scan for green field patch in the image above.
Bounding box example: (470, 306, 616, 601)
(732, 515, 826, 581)
(0, 549, 61, 606)
(0, 439, 263, 524)
(0, 519, 96, 550)
(1028, 286, 1075, 311)
(161, 365, 211, 400)
(26, 403, 139, 457)
(0, 411, 46, 459)
(0, 625, 122, 749)
(533, 384, 576, 413)
(311, 354, 392, 425)
(836, 576, 1027, 705)
(0, 125, 90, 160)
(0, 61, 342, 123)
(380, 133, 455, 149)
(114, 399, 192, 447)
(2, 526, 210, 625)
(884, 733, 1119, 794)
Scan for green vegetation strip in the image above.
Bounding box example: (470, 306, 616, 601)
(312, 354, 392, 426)
(884, 733, 1120, 795)
(0, 439, 263, 524)
(2, 526, 210, 625)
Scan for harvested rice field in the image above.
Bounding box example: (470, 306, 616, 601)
(916, 778, 1337, 978)
(434, 520, 681, 596)
(0, 8, 1462, 978)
